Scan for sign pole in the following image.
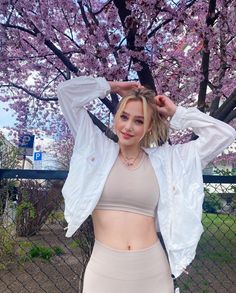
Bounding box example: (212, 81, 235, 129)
(18, 134, 35, 169)
(22, 148, 26, 169)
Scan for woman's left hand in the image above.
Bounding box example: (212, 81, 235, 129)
(108, 81, 141, 98)
(154, 95, 177, 119)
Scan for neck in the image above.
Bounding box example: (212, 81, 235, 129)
(119, 144, 142, 158)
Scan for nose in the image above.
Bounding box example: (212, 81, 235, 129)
(125, 120, 133, 132)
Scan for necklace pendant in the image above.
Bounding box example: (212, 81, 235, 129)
(119, 149, 142, 167)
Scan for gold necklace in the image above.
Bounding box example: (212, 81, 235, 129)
(120, 150, 142, 166)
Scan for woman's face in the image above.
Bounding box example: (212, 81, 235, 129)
(115, 99, 153, 148)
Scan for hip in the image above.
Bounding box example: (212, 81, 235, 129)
(86, 238, 172, 280)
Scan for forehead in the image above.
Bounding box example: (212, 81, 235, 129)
(122, 100, 144, 116)
(122, 99, 153, 120)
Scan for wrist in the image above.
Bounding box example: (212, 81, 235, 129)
(108, 81, 119, 93)
(170, 105, 177, 117)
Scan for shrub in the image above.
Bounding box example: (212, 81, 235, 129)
(15, 180, 63, 237)
(28, 245, 64, 261)
(203, 191, 223, 213)
(0, 225, 16, 270)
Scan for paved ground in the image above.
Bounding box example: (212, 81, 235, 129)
(0, 223, 235, 293)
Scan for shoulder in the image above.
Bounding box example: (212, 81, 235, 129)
(144, 141, 199, 167)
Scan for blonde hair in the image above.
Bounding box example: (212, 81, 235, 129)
(114, 88, 169, 147)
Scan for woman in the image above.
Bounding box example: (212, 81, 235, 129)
(57, 76, 235, 293)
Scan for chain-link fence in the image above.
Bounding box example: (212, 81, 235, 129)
(0, 170, 235, 293)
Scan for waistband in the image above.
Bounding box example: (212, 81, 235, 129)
(94, 238, 160, 254)
(87, 239, 170, 280)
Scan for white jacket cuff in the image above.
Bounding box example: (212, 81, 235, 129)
(169, 105, 188, 130)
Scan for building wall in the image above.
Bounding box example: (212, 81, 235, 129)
(0, 132, 32, 169)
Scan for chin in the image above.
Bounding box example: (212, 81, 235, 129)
(119, 139, 138, 147)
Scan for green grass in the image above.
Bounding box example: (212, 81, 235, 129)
(199, 213, 236, 263)
(46, 210, 65, 224)
(69, 239, 82, 249)
(177, 213, 235, 292)
(28, 245, 64, 261)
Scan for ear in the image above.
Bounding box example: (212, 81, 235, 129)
(147, 120, 153, 133)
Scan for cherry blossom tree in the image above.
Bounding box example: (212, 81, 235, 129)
(0, 0, 235, 166)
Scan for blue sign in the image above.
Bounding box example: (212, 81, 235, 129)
(18, 134, 35, 148)
(34, 152, 42, 161)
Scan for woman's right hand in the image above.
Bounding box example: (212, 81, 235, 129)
(108, 81, 141, 98)
(154, 95, 177, 119)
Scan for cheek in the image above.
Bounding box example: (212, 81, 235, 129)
(114, 120, 123, 133)
(114, 120, 120, 130)
(137, 125, 145, 136)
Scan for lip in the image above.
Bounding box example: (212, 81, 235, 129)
(121, 132, 133, 139)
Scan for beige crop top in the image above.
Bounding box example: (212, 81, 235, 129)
(95, 152, 160, 217)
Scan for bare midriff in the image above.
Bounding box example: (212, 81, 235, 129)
(92, 209, 158, 251)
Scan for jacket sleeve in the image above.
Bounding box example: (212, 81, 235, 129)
(170, 106, 236, 169)
(56, 76, 111, 139)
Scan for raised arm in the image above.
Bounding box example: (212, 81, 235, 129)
(170, 106, 236, 169)
(57, 76, 110, 138)
(154, 94, 235, 168)
(57, 76, 141, 137)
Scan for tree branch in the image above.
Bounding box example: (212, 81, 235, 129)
(52, 24, 86, 53)
(98, 97, 115, 114)
(224, 109, 236, 123)
(89, 0, 113, 15)
(78, 0, 92, 31)
(1, 23, 36, 36)
(148, 18, 173, 39)
(113, 0, 156, 91)
(87, 111, 118, 141)
(197, 0, 217, 112)
(213, 88, 236, 121)
(1, 84, 58, 101)
(148, 0, 198, 38)
(2, 21, 79, 74)
(22, 38, 67, 79)
(110, 93, 119, 108)
(61, 7, 74, 40)
(209, 0, 228, 116)
(5, 0, 19, 26)
(44, 38, 78, 74)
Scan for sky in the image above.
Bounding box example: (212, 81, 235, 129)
(0, 100, 15, 128)
(0, 101, 59, 169)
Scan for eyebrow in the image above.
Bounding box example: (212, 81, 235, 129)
(122, 111, 144, 119)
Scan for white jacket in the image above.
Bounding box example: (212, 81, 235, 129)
(57, 76, 235, 278)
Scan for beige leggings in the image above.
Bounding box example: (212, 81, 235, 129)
(82, 239, 174, 293)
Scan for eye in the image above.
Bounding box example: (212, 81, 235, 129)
(135, 119, 144, 125)
(120, 114, 128, 120)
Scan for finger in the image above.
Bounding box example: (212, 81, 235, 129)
(135, 82, 141, 87)
(155, 96, 165, 107)
(128, 82, 139, 89)
(156, 107, 168, 119)
(137, 84, 144, 89)
(156, 105, 166, 112)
